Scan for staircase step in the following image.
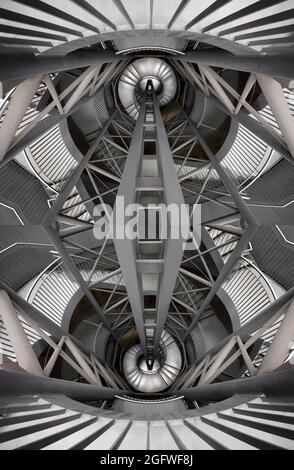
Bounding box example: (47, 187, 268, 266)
(149, 421, 179, 450)
(220, 409, 294, 440)
(167, 419, 213, 450)
(118, 421, 149, 450)
(202, 414, 294, 450)
(160, 366, 176, 382)
(0, 406, 65, 426)
(42, 418, 114, 450)
(184, 417, 229, 450)
(250, 400, 294, 413)
(0, 409, 75, 442)
(0, 413, 95, 450)
(0, 400, 52, 415)
(84, 421, 131, 450)
(196, 417, 257, 450)
(233, 406, 294, 425)
(0, 396, 39, 406)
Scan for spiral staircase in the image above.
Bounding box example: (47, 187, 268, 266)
(0, 0, 294, 451)
(1, 394, 294, 450)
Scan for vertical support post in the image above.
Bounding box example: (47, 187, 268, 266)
(0, 290, 44, 377)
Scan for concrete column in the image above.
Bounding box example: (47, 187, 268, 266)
(0, 290, 44, 377)
(258, 299, 294, 375)
(257, 74, 294, 159)
(0, 76, 42, 162)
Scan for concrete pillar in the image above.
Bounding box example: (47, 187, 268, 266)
(0, 290, 44, 377)
(258, 299, 294, 375)
(257, 74, 294, 159)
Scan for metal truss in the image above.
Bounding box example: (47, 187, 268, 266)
(0, 290, 127, 389)
(0, 59, 126, 166)
(173, 292, 294, 391)
(1, 39, 294, 391)
(174, 59, 294, 164)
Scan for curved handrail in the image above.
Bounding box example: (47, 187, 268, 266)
(222, 256, 276, 328)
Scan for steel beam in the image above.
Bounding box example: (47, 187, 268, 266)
(0, 50, 118, 83)
(152, 92, 186, 354)
(179, 268, 212, 288)
(0, 370, 126, 401)
(112, 95, 148, 358)
(180, 51, 294, 80)
(176, 368, 294, 402)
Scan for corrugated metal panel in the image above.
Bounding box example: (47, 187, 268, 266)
(248, 159, 294, 204)
(94, 325, 110, 361)
(94, 88, 110, 128)
(190, 325, 207, 361)
(27, 124, 77, 191)
(190, 88, 207, 128)
(0, 161, 49, 224)
(0, 245, 53, 291)
(252, 227, 294, 290)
